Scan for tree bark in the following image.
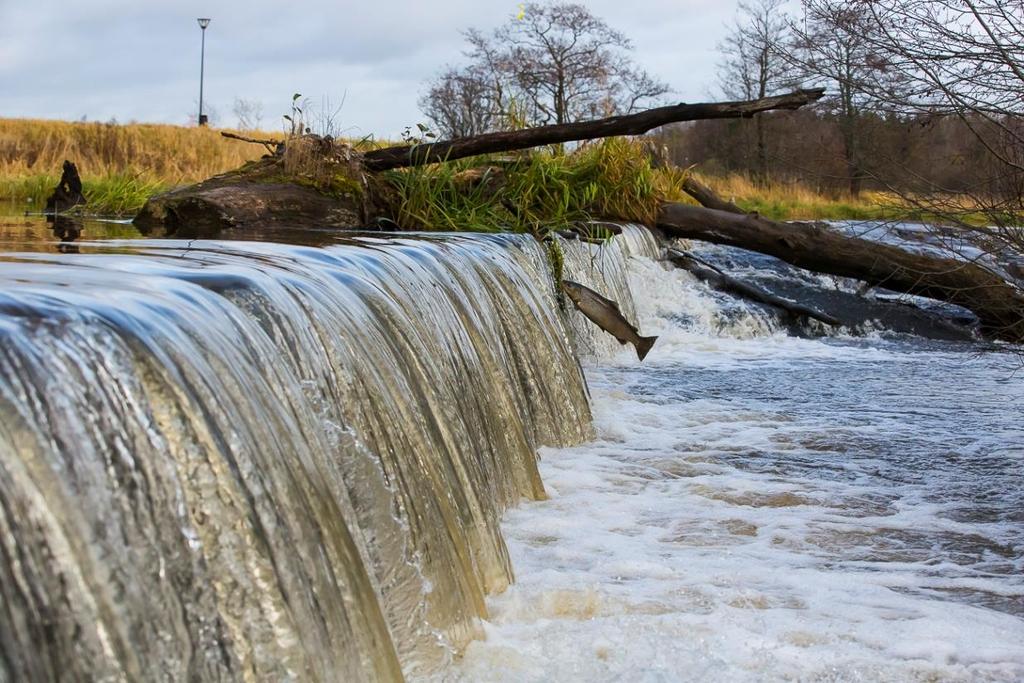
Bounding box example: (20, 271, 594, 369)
(657, 198, 1024, 342)
(665, 248, 841, 326)
(681, 177, 744, 214)
(364, 88, 825, 171)
(45, 160, 86, 214)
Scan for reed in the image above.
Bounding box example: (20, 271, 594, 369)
(0, 118, 274, 215)
(0, 118, 271, 180)
(386, 137, 687, 236)
(695, 173, 894, 221)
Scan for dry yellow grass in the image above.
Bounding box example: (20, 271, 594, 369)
(693, 172, 892, 221)
(0, 118, 274, 183)
(0, 118, 902, 221)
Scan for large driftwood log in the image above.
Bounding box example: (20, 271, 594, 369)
(665, 248, 841, 326)
(658, 193, 1024, 342)
(363, 89, 825, 171)
(134, 156, 373, 238)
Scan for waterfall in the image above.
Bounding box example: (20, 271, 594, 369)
(0, 231, 604, 681)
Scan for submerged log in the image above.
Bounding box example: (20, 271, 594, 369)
(363, 89, 825, 171)
(658, 192, 1024, 342)
(665, 248, 841, 326)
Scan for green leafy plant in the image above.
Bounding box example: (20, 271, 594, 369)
(384, 137, 685, 239)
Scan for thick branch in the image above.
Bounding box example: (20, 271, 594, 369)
(365, 88, 825, 171)
(681, 176, 745, 214)
(658, 200, 1024, 342)
(220, 131, 283, 154)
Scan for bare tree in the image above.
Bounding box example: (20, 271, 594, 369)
(855, 0, 1024, 253)
(420, 3, 669, 136)
(717, 0, 794, 182)
(419, 66, 499, 138)
(233, 98, 264, 131)
(787, 1, 906, 196)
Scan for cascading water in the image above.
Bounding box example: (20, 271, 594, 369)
(2, 219, 1021, 682)
(0, 232, 592, 681)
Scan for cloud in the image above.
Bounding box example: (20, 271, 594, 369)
(0, 0, 737, 136)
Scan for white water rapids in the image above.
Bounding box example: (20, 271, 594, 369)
(451, 242, 1024, 682)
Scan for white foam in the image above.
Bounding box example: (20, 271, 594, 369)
(444, 254, 1024, 682)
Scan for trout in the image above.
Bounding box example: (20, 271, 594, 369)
(561, 280, 658, 361)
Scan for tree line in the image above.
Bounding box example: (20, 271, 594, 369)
(658, 0, 1024, 207)
(420, 1, 1023, 239)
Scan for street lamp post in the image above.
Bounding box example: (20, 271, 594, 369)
(197, 18, 211, 126)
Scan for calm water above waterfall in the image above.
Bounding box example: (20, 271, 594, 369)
(0, 216, 1022, 681)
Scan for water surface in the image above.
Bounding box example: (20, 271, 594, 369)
(453, 252, 1024, 682)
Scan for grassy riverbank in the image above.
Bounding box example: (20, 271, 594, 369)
(705, 173, 896, 221)
(0, 117, 921, 222)
(0, 118, 272, 215)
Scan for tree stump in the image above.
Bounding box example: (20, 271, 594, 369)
(45, 160, 86, 215)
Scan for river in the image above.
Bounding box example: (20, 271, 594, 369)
(0, 215, 1021, 681)
(453, 247, 1024, 681)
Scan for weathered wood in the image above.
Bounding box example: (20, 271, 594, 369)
(657, 200, 1024, 342)
(134, 158, 371, 238)
(681, 176, 744, 214)
(364, 89, 825, 171)
(220, 131, 283, 154)
(45, 160, 86, 214)
(665, 248, 841, 326)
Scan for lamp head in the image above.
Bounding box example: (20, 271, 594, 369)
(197, 18, 211, 29)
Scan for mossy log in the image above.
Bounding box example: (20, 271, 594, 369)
(133, 143, 380, 238)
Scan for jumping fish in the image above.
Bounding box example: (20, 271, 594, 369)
(561, 280, 658, 361)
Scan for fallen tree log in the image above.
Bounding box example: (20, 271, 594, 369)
(136, 89, 824, 236)
(665, 248, 841, 327)
(363, 89, 825, 171)
(657, 198, 1024, 342)
(680, 177, 744, 214)
(134, 154, 373, 238)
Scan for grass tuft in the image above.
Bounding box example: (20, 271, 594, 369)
(0, 118, 273, 216)
(385, 137, 684, 237)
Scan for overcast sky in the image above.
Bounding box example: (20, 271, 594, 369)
(0, 1, 740, 138)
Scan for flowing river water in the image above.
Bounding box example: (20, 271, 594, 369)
(0, 215, 1021, 681)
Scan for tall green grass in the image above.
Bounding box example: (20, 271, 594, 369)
(385, 137, 686, 236)
(0, 173, 168, 216)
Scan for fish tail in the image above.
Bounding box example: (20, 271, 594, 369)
(635, 335, 658, 361)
